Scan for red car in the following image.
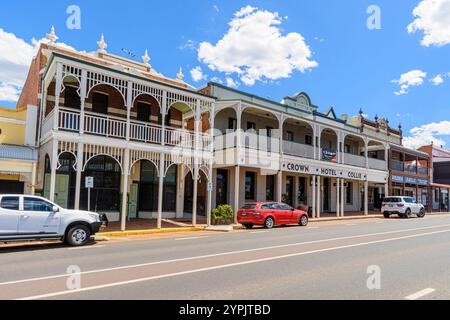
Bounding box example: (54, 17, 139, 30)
(237, 202, 309, 229)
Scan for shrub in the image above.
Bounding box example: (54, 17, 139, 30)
(211, 205, 234, 224)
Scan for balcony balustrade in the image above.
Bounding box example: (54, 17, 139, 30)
(344, 153, 366, 168)
(46, 108, 212, 152)
(391, 160, 404, 171)
(283, 141, 315, 159)
(418, 167, 428, 176)
(369, 158, 387, 171)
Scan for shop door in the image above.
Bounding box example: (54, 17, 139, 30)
(285, 176, 294, 206)
(128, 183, 139, 219)
(216, 170, 228, 206)
(374, 188, 381, 210)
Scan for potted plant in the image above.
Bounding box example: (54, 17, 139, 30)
(211, 205, 234, 225)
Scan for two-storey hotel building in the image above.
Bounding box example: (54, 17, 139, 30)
(201, 83, 402, 220)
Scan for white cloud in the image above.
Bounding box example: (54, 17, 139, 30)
(0, 82, 21, 102)
(408, 0, 450, 47)
(210, 76, 223, 84)
(226, 77, 239, 88)
(431, 74, 444, 85)
(0, 28, 74, 103)
(198, 6, 318, 86)
(403, 120, 450, 149)
(179, 40, 197, 51)
(190, 66, 207, 82)
(392, 70, 427, 95)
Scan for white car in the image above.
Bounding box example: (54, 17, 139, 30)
(0, 195, 105, 246)
(381, 196, 426, 219)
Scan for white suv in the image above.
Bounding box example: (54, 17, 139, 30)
(0, 195, 105, 246)
(382, 196, 426, 219)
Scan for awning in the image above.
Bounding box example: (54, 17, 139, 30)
(430, 183, 450, 189)
(0, 144, 37, 162)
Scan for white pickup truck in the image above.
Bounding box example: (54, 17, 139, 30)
(0, 195, 105, 246)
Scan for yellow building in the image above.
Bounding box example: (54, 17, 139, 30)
(0, 105, 38, 194)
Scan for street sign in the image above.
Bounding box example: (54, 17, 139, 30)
(85, 176, 94, 189)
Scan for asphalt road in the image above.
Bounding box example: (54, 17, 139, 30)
(1, 215, 450, 300)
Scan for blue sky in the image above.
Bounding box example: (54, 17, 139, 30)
(1, 0, 450, 148)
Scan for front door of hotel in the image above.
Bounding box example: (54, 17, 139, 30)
(323, 178, 330, 212)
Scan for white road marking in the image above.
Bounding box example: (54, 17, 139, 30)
(405, 288, 435, 300)
(345, 224, 357, 226)
(249, 231, 270, 234)
(174, 236, 208, 241)
(2, 223, 450, 287)
(18, 229, 450, 300)
(68, 245, 105, 251)
(306, 227, 319, 229)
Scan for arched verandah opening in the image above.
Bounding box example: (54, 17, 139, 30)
(282, 118, 314, 158)
(81, 155, 122, 212)
(320, 128, 338, 162)
(127, 159, 178, 219)
(241, 106, 280, 152)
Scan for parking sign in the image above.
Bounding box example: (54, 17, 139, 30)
(85, 176, 94, 189)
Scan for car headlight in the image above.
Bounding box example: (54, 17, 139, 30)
(89, 213, 100, 222)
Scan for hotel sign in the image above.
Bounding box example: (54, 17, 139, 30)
(282, 161, 367, 181)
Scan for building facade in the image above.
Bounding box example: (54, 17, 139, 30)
(201, 83, 402, 219)
(418, 144, 450, 212)
(18, 33, 215, 231)
(0, 106, 38, 194)
(387, 144, 430, 210)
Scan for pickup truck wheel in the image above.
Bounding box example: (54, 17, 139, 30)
(66, 225, 91, 246)
(383, 213, 390, 219)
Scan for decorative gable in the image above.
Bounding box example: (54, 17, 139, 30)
(283, 92, 317, 114)
(324, 107, 338, 120)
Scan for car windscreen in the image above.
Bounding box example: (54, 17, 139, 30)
(383, 198, 402, 203)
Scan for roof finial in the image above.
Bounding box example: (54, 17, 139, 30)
(176, 67, 184, 80)
(374, 114, 379, 122)
(46, 26, 58, 44)
(359, 108, 364, 117)
(142, 49, 150, 65)
(97, 34, 108, 53)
